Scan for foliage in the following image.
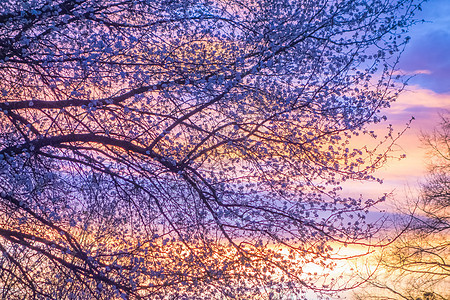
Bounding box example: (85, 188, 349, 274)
(0, 0, 422, 299)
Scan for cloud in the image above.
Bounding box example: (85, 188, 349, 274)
(342, 88, 450, 207)
(388, 88, 449, 113)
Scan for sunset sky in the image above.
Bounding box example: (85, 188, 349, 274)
(350, 0, 450, 210)
(300, 2, 450, 296)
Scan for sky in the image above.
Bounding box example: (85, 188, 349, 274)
(344, 0, 450, 211)
(307, 2, 450, 297)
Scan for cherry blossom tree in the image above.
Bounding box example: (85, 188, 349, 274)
(0, 0, 423, 299)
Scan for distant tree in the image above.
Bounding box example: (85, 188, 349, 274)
(0, 0, 422, 299)
(354, 113, 450, 300)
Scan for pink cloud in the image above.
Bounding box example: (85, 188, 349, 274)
(340, 87, 450, 208)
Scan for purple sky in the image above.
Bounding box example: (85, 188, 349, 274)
(398, 0, 450, 93)
(341, 0, 450, 209)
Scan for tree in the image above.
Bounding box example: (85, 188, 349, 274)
(354, 113, 450, 300)
(0, 0, 422, 299)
